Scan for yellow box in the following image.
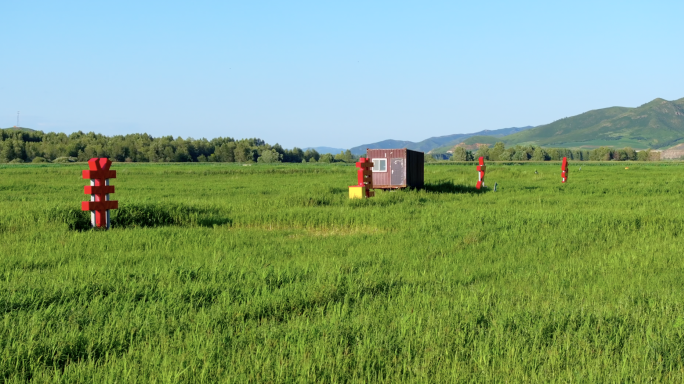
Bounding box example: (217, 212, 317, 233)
(349, 186, 366, 199)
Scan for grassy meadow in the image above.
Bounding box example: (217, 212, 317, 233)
(2, 161, 684, 382)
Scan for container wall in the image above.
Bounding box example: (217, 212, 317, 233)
(367, 148, 404, 188)
(367, 148, 424, 189)
(406, 149, 425, 188)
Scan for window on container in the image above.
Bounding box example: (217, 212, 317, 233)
(372, 158, 387, 172)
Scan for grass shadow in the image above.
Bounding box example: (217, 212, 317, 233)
(423, 180, 487, 194)
(49, 203, 232, 231)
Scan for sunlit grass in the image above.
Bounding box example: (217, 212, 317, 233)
(1, 161, 684, 382)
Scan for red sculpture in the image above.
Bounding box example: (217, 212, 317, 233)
(476, 156, 486, 189)
(562, 157, 568, 183)
(350, 157, 374, 198)
(81, 158, 118, 228)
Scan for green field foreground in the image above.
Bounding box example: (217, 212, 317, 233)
(2, 162, 684, 383)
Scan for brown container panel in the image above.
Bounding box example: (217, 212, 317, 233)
(366, 148, 395, 188)
(406, 150, 424, 188)
(366, 148, 423, 189)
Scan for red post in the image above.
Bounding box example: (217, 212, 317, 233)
(476, 156, 486, 189)
(81, 158, 118, 228)
(561, 157, 568, 183)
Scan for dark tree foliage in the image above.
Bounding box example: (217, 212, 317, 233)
(1, 129, 657, 164)
(0, 129, 356, 164)
(448, 142, 653, 162)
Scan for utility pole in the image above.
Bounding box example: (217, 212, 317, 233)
(16, 111, 20, 128)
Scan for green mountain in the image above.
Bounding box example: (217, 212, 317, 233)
(2, 127, 36, 132)
(495, 98, 684, 149)
(350, 126, 533, 155)
(456, 135, 500, 147)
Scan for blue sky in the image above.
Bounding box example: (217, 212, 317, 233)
(2, 1, 683, 149)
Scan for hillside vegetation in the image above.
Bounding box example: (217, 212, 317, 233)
(499, 98, 684, 149)
(351, 126, 533, 155)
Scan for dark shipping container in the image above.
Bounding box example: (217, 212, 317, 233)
(366, 148, 424, 189)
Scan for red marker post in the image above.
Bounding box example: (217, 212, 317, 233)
(81, 158, 118, 229)
(476, 156, 486, 189)
(561, 157, 569, 183)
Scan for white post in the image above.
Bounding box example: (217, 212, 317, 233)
(90, 179, 96, 227)
(105, 179, 110, 229)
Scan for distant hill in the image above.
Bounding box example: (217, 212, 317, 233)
(660, 143, 684, 159)
(302, 146, 348, 155)
(350, 126, 534, 155)
(447, 135, 500, 151)
(492, 97, 684, 149)
(1, 127, 36, 132)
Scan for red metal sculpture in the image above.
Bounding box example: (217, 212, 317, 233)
(562, 157, 568, 183)
(349, 157, 374, 198)
(81, 158, 118, 228)
(476, 156, 486, 189)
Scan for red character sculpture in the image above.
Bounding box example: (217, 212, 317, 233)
(349, 157, 374, 198)
(561, 157, 568, 183)
(476, 156, 486, 189)
(81, 158, 118, 229)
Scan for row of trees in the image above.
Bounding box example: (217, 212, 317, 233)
(0, 129, 356, 164)
(443, 142, 660, 162)
(0, 129, 664, 164)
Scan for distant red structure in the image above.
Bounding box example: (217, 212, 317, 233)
(81, 158, 118, 229)
(476, 157, 486, 189)
(561, 157, 568, 183)
(349, 157, 374, 198)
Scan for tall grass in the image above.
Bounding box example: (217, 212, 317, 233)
(1, 161, 684, 382)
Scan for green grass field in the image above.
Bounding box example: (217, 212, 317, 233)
(2, 161, 684, 383)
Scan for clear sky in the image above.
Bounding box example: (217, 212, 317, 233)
(2, 0, 683, 149)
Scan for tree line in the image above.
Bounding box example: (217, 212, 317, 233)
(0, 129, 356, 164)
(0, 129, 664, 164)
(441, 142, 661, 162)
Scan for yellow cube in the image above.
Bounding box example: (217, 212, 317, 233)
(349, 186, 366, 199)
